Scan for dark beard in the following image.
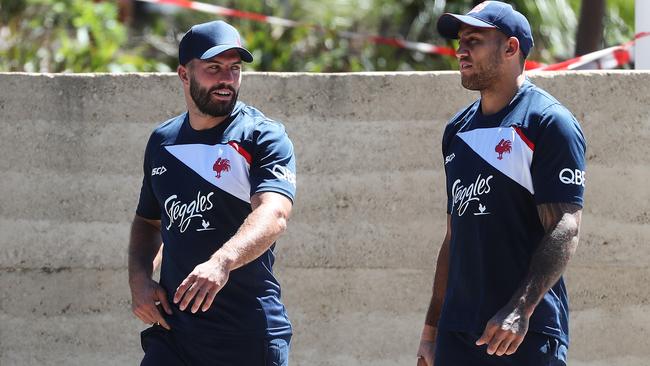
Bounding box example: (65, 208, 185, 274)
(189, 76, 238, 117)
(461, 48, 503, 91)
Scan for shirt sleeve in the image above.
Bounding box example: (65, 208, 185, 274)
(250, 121, 297, 203)
(442, 123, 453, 215)
(135, 133, 161, 219)
(442, 102, 477, 215)
(531, 104, 587, 207)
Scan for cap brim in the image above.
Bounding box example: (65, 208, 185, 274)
(200, 45, 254, 63)
(437, 13, 496, 39)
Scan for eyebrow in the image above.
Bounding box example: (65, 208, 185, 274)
(459, 29, 489, 38)
(205, 60, 243, 66)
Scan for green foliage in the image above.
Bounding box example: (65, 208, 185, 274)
(514, 0, 634, 62)
(0, 0, 170, 72)
(602, 0, 635, 49)
(0, 0, 638, 72)
(513, 0, 579, 62)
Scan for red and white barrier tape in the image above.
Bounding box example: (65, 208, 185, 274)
(137, 0, 647, 71)
(533, 32, 650, 71)
(137, 0, 456, 57)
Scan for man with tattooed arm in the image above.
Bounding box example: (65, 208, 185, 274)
(417, 2, 586, 365)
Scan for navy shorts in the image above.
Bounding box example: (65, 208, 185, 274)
(140, 325, 291, 366)
(434, 330, 567, 366)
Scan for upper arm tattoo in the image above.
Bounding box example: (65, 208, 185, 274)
(536, 202, 582, 234)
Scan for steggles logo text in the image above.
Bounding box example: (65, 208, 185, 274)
(164, 191, 214, 233)
(451, 174, 493, 216)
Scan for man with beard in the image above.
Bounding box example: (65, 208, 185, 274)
(416, 2, 585, 366)
(128, 20, 296, 365)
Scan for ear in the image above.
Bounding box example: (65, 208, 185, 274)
(505, 37, 520, 58)
(177, 64, 190, 86)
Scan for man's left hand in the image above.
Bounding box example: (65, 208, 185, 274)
(475, 304, 529, 356)
(173, 257, 231, 313)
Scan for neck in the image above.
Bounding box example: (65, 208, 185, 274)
(479, 73, 526, 115)
(187, 108, 228, 131)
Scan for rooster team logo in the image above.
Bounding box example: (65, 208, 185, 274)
(213, 157, 231, 178)
(495, 139, 512, 160)
(469, 1, 490, 14)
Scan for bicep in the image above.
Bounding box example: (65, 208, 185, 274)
(536, 202, 582, 234)
(444, 214, 452, 243)
(134, 214, 162, 230)
(438, 215, 452, 267)
(128, 215, 162, 259)
(251, 191, 293, 218)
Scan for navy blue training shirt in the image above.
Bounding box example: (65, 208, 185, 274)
(136, 101, 296, 339)
(439, 80, 586, 346)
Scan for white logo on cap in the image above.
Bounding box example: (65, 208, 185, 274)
(469, 1, 491, 14)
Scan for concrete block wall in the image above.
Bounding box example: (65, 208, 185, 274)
(0, 71, 648, 365)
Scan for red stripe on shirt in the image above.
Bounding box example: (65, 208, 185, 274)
(228, 141, 252, 164)
(514, 127, 535, 151)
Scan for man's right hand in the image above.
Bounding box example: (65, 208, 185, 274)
(416, 324, 437, 366)
(130, 278, 173, 330)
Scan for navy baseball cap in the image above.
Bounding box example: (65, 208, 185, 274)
(437, 1, 534, 57)
(179, 20, 253, 65)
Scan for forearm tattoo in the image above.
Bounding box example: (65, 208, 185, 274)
(515, 203, 582, 311)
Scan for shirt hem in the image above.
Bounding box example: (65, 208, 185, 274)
(253, 187, 295, 204)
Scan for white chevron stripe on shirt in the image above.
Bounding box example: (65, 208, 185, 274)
(165, 143, 251, 203)
(458, 127, 534, 194)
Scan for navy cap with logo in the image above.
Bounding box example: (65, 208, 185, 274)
(179, 20, 254, 65)
(437, 1, 534, 57)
